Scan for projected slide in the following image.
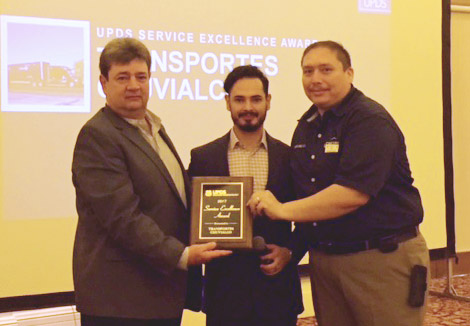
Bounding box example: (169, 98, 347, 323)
(0, 1, 391, 222)
(0, 0, 445, 299)
(1, 15, 91, 113)
(358, 0, 391, 13)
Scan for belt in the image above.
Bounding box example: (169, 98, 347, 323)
(314, 226, 419, 255)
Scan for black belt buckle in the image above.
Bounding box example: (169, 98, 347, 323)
(378, 236, 398, 253)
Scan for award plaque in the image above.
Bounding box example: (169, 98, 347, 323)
(190, 176, 253, 249)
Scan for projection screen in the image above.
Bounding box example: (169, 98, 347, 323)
(0, 0, 446, 300)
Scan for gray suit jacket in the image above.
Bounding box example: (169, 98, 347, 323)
(72, 106, 193, 319)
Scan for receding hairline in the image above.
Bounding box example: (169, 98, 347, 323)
(301, 41, 352, 70)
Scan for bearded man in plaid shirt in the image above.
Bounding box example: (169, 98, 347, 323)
(188, 65, 304, 326)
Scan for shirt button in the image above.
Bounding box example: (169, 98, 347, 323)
(313, 222, 317, 227)
(311, 154, 315, 160)
(311, 177, 316, 182)
(317, 134, 322, 138)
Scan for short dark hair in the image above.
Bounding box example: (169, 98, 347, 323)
(301, 40, 352, 70)
(224, 65, 269, 95)
(99, 38, 151, 79)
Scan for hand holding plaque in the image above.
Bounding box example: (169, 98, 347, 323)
(190, 176, 253, 250)
(247, 189, 286, 220)
(187, 242, 232, 265)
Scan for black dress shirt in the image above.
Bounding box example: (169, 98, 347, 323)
(290, 87, 423, 244)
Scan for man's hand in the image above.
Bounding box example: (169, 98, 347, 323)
(187, 242, 232, 266)
(247, 190, 287, 220)
(260, 244, 292, 276)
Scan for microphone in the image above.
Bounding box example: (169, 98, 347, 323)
(253, 236, 273, 265)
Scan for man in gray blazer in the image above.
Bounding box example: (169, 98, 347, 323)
(72, 38, 230, 326)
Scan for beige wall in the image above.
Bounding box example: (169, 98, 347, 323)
(453, 0, 470, 6)
(451, 7, 470, 252)
(0, 1, 466, 300)
(391, 1, 446, 250)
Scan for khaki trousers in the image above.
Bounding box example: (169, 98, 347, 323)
(309, 233, 430, 326)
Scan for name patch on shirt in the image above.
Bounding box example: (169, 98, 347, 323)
(294, 144, 306, 149)
(324, 141, 339, 153)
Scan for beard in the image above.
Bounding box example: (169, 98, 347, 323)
(231, 109, 267, 132)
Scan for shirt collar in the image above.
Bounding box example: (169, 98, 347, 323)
(124, 110, 162, 132)
(301, 85, 358, 123)
(229, 128, 267, 150)
(330, 86, 357, 117)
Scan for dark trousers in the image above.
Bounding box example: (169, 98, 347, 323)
(206, 314, 297, 326)
(81, 314, 182, 326)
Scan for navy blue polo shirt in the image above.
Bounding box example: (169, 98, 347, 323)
(290, 87, 423, 243)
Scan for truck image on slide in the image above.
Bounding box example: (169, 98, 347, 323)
(8, 62, 81, 89)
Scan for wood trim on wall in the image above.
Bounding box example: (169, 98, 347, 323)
(431, 251, 470, 278)
(0, 292, 74, 313)
(1, 252, 468, 313)
(452, 0, 470, 6)
(299, 251, 470, 279)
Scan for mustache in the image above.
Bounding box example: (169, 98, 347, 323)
(238, 111, 259, 117)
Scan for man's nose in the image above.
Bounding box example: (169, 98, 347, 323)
(127, 76, 139, 89)
(310, 70, 322, 83)
(247, 99, 261, 110)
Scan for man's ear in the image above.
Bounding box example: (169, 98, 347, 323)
(225, 94, 231, 112)
(99, 75, 108, 95)
(346, 67, 354, 83)
(266, 94, 272, 111)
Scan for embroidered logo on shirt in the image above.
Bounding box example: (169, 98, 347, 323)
(324, 141, 339, 153)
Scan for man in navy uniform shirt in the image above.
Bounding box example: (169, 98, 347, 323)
(248, 41, 430, 326)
